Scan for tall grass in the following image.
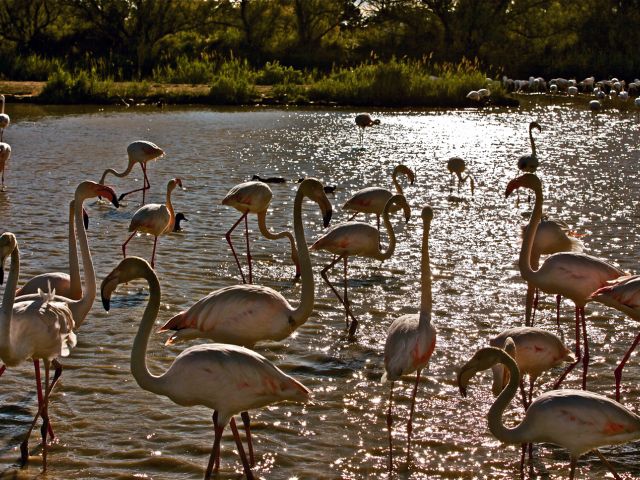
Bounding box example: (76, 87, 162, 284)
(208, 58, 257, 104)
(153, 55, 216, 84)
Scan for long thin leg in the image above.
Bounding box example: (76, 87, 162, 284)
(614, 331, 640, 401)
(406, 370, 421, 466)
(34, 359, 55, 438)
(244, 214, 252, 284)
(348, 212, 359, 221)
(556, 295, 562, 329)
(150, 235, 159, 269)
(122, 229, 137, 259)
(320, 255, 358, 333)
(0, 364, 5, 377)
(230, 417, 254, 480)
(205, 411, 224, 480)
(593, 449, 622, 480)
(118, 163, 150, 203)
(343, 256, 349, 329)
(528, 377, 534, 410)
(225, 212, 248, 284)
(40, 361, 52, 472)
(387, 381, 394, 473)
(554, 307, 582, 389)
(569, 457, 577, 480)
(519, 379, 528, 410)
(241, 411, 255, 467)
(580, 307, 589, 390)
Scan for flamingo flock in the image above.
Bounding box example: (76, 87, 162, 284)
(2, 105, 640, 480)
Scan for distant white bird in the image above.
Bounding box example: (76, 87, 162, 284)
(382, 205, 436, 472)
(101, 256, 310, 480)
(355, 113, 380, 146)
(635, 97, 640, 107)
(122, 178, 182, 268)
(0, 94, 9, 142)
(466, 90, 480, 101)
(0, 142, 10, 189)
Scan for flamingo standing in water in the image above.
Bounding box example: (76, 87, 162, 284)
(311, 194, 410, 337)
(343, 164, 415, 232)
(458, 343, 640, 479)
(0, 142, 10, 189)
(99, 140, 164, 204)
(505, 174, 625, 389)
(0, 233, 76, 471)
(590, 274, 640, 401)
(101, 257, 310, 480)
(446, 157, 475, 194)
(382, 205, 437, 472)
(122, 178, 182, 269)
(355, 113, 380, 146)
(221, 180, 301, 283)
(0, 94, 9, 141)
(517, 121, 542, 174)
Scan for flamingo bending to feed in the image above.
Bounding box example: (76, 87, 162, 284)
(590, 274, 640, 401)
(99, 140, 164, 204)
(311, 194, 410, 337)
(517, 121, 542, 174)
(122, 177, 182, 269)
(0, 233, 76, 471)
(505, 174, 625, 389)
(101, 256, 310, 480)
(343, 164, 415, 232)
(0, 142, 10, 189)
(446, 157, 475, 194)
(221, 180, 302, 283)
(524, 217, 584, 327)
(458, 343, 640, 479)
(355, 113, 380, 146)
(382, 205, 437, 472)
(0, 94, 9, 141)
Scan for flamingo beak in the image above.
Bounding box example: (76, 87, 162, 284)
(83, 208, 89, 230)
(0, 264, 4, 285)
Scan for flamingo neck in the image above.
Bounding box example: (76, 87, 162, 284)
(68, 201, 81, 300)
(488, 350, 528, 443)
(165, 186, 177, 232)
(257, 212, 299, 275)
(99, 160, 136, 184)
(71, 191, 96, 327)
(130, 264, 165, 396)
(291, 188, 314, 324)
(391, 170, 403, 195)
(419, 218, 433, 327)
(529, 127, 537, 158)
(375, 197, 400, 261)
(0, 245, 19, 359)
(519, 184, 543, 284)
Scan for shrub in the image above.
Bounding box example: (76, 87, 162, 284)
(255, 61, 307, 85)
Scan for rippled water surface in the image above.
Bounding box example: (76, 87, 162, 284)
(1, 100, 640, 479)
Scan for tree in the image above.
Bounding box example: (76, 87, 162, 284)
(0, 0, 65, 54)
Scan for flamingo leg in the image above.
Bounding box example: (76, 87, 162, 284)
(593, 449, 622, 480)
(406, 369, 421, 467)
(519, 378, 528, 410)
(387, 381, 394, 473)
(118, 163, 150, 204)
(343, 256, 349, 329)
(34, 359, 56, 438)
(240, 411, 255, 467)
(528, 377, 534, 410)
(614, 331, 640, 401)
(40, 361, 52, 472)
(376, 215, 382, 249)
(553, 307, 582, 389)
(225, 212, 248, 284)
(580, 307, 589, 390)
(205, 411, 224, 480)
(569, 456, 577, 480)
(0, 364, 5, 377)
(122, 229, 137, 259)
(150, 235, 159, 269)
(556, 295, 562, 329)
(230, 417, 255, 480)
(244, 214, 252, 284)
(525, 284, 537, 327)
(348, 212, 359, 221)
(320, 255, 358, 333)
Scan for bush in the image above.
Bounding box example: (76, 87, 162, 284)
(208, 58, 257, 104)
(255, 61, 307, 85)
(10, 55, 63, 81)
(153, 55, 215, 84)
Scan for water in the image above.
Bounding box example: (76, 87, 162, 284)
(1, 100, 640, 479)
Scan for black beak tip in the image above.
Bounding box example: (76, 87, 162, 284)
(0, 266, 4, 285)
(323, 211, 333, 228)
(83, 213, 90, 230)
(101, 295, 111, 312)
(459, 386, 467, 398)
(112, 197, 120, 208)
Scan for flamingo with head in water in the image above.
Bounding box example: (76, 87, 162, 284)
(355, 113, 380, 146)
(446, 157, 475, 194)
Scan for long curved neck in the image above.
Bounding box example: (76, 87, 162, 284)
(131, 266, 165, 396)
(391, 170, 403, 195)
(165, 186, 177, 232)
(375, 202, 398, 261)
(519, 185, 543, 284)
(99, 160, 136, 184)
(70, 193, 96, 326)
(0, 246, 19, 358)
(257, 212, 299, 273)
(529, 127, 537, 157)
(290, 189, 314, 324)
(488, 352, 528, 443)
(68, 201, 81, 299)
(419, 219, 432, 327)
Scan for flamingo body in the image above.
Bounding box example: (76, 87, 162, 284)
(0, 94, 9, 141)
(222, 181, 272, 213)
(0, 142, 10, 187)
(591, 275, 640, 319)
(355, 113, 380, 146)
(311, 221, 383, 258)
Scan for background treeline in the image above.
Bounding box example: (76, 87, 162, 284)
(1, 0, 638, 84)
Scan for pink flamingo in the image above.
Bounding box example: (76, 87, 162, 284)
(342, 164, 415, 232)
(355, 113, 380, 146)
(590, 274, 640, 401)
(446, 157, 475, 194)
(99, 140, 164, 204)
(311, 194, 410, 337)
(0, 233, 76, 471)
(0, 142, 10, 189)
(517, 121, 542, 174)
(505, 174, 625, 389)
(382, 205, 436, 472)
(458, 343, 640, 480)
(0, 94, 9, 142)
(101, 256, 310, 480)
(122, 178, 182, 269)
(221, 180, 300, 284)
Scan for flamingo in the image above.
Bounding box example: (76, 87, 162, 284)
(342, 164, 415, 232)
(101, 256, 310, 480)
(0, 94, 9, 142)
(382, 205, 437, 472)
(524, 217, 584, 327)
(517, 121, 542, 174)
(99, 140, 164, 204)
(0, 142, 10, 189)
(446, 157, 475, 194)
(355, 113, 380, 146)
(310, 194, 410, 337)
(505, 174, 625, 389)
(458, 343, 640, 479)
(122, 178, 183, 269)
(589, 275, 640, 401)
(0, 233, 76, 471)
(221, 180, 301, 283)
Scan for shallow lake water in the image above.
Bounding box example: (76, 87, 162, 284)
(1, 98, 640, 479)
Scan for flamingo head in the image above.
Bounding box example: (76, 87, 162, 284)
(395, 164, 415, 184)
(529, 121, 542, 133)
(387, 194, 411, 223)
(457, 346, 515, 398)
(0, 232, 17, 285)
(504, 173, 541, 199)
(128, 140, 164, 163)
(299, 178, 332, 227)
(101, 257, 152, 311)
(168, 177, 183, 192)
(421, 205, 433, 223)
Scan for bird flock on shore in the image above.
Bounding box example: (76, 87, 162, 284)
(2, 104, 640, 480)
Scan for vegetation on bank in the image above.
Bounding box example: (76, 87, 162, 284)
(16, 58, 513, 108)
